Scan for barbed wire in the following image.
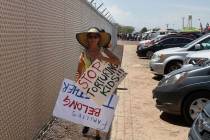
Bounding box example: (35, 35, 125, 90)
(86, 0, 115, 23)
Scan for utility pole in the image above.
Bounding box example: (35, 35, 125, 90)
(188, 15, 192, 29)
(166, 24, 169, 29)
(182, 17, 185, 29)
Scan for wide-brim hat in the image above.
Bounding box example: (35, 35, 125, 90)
(76, 27, 111, 48)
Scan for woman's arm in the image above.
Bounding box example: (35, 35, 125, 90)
(75, 53, 85, 81)
(99, 48, 121, 65)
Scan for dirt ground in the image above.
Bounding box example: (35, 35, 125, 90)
(38, 41, 190, 140)
(110, 41, 190, 140)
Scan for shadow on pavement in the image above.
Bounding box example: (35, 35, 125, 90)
(83, 134, 97, 139)
(117, 87, 128, 91)
(152, 75, 163, 81)
(138, 56, 149, 60)
(160, 112, 190, 127)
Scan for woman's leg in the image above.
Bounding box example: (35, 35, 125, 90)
(95, 130, 101, 140)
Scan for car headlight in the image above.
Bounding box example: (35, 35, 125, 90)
(188, 58, 209, 66)
(160, 72, 187, 86)
(159, 54, 166, 62)
(151, 54, 158, 60)
(152, 54, 166, 62)
(152, 54, 160, 61)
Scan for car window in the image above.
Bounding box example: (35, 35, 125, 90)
(183, 34, 210, 48)
(189, 37, 210, 51)
(174, 38, 184, 44)
(178, 38, 193, 43)
(200, 37, 210, 50)
(161, 38, 175, 45)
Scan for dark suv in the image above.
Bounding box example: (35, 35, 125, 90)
(137, 36, 194, 58)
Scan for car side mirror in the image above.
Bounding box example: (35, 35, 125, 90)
(195, 44, 201, 50)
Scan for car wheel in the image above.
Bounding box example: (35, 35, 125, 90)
(165, 61, 183, 74)
(182, 91, 210, 125)
(146, 51, 154, 59)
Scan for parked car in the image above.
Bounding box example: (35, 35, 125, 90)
(188, 102, 210, 140)
(153, 65, 210, 125)
(137, 36, 194, 58)
(142, 31, 159, 40)
(150, 33, 210, 75)
(137, 40, 152, 50)
(137, 35, 166, 54)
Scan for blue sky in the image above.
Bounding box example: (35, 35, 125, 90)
(95, 0, 210, 31)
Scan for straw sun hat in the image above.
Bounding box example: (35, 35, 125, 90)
(76, 27, 111, 48)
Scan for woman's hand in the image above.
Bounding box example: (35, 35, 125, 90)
(97, 53, 108, 62)
(97, 52, 121, 65)
(103, 48, 121, 65)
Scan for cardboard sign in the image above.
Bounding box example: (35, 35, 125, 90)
(53, 79, 119, 132)
(77, 59, 127, 105)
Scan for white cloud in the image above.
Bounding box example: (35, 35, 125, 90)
(108, 5, 131, 25)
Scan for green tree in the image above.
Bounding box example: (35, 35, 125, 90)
(140, 27, 148, 33)
(152, 27, 160, 32)
(117, 24, 135, 34)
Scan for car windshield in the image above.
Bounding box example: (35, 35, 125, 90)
(182, 34, 209, 48)
(152, 36, 164, 42)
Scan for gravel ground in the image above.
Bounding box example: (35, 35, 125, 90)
(37, 41, 190, 140)
(37, 118, 108, 140)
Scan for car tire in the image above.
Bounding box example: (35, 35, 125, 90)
(182, 91, 210, 125)
(165, 61, 183, 74)
(146, 51, 154, 59)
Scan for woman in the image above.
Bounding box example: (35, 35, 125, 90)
(75, 27, 120, 140)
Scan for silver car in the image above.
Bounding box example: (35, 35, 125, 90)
(150, 33, 210, 75)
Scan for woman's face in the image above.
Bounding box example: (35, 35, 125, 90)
(87, 33, 100, 48)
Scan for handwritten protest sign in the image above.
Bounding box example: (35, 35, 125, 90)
(53, 79, 119, 132)
(77, 59, 127, 105)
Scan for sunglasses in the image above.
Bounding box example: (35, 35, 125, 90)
(87, 35, 100, 39)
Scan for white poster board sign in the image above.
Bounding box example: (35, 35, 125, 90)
(53, 79, 119, 132)
(77, 59, 127, 105)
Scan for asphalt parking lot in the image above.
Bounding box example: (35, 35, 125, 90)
(110, 41, 190, 140)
